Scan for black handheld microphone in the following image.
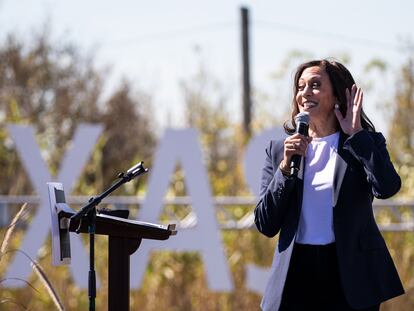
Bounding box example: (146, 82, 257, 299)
(290, 112, 310, 176)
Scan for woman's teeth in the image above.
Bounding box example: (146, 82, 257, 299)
(303, 102, 317, 109)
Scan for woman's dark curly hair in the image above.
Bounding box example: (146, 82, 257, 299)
(284, 59, 375, 135)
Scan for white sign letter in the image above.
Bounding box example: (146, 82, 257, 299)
(5, 124, 102, 288)
(130, 129, 233, 291)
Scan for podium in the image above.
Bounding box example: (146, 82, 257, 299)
(69, 210, 177, 311)
(48, 176, 176, 311)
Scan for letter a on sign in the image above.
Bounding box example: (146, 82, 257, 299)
(130, 129, 233, 291)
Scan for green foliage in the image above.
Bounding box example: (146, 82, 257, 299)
(364, 59, 388, 73)
(0, 31, 156, 196)
(381, 48, 414, 310)
(388, 53, 414, 198)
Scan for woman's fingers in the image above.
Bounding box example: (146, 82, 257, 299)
(338, 84, 364, 135)
(351, 84, 357, 102)
(284, 136, 310, 156)
(354, 87, 363, 110)
(346, 85, 357, 116)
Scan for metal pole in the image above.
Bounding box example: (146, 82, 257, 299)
(88, 209, 96, 311)
(241, 7, 252, 138)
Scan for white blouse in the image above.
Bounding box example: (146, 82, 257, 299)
(295, 132, 340, 245)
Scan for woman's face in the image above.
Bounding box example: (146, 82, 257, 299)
(295, 65, 337, 125)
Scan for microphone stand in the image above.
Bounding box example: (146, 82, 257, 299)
(70, 162, 148, 311)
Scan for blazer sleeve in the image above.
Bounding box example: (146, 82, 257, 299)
(343, 130, 401, 199)
(254, 140, 295, 237)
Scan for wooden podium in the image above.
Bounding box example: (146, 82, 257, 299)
(48, 164, 171, 311)
(69, 209, 177, 311)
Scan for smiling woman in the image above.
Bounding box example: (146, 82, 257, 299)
(254, 59, 404, 310)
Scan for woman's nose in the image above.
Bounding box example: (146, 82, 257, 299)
(302, 84, 312, 96)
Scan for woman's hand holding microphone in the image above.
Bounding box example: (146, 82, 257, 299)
(280, 133, 312, 176)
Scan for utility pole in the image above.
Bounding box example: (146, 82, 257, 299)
(241, 7, 252, 139)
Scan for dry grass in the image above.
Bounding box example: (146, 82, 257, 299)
(30, 260, 64, 311)
(0, 203, 65, 310)
(0, 203, 28, 259)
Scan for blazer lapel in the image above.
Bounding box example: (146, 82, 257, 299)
(333, 131, 348, 207)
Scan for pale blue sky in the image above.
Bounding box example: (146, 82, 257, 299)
(1, 0, 413, 134)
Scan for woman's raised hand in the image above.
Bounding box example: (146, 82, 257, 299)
(334, 84, 363, 136)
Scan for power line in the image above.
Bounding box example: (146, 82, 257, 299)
(255, 20, 399, 51)
(101, 19, 400, 52)
(103, 21, 236, 47)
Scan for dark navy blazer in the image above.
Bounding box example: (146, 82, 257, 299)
(255, 130, 404, 310)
